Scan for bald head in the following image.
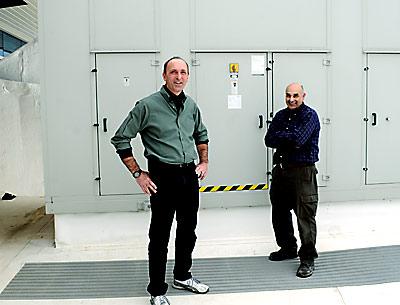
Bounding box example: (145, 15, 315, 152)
(285, 83, 306, 110)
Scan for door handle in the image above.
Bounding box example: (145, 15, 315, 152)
(371, 113, 377, 126)
(103, 118, 108, 132)
(258, 115, 264, 129)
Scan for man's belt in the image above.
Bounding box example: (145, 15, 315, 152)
(278, 163, 314, 169)
(149, 159, 195, 170)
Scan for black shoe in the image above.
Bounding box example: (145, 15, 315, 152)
(269, 248, 298, 261)
(1, 192, 16, 200)
(296, 260, 315, 278)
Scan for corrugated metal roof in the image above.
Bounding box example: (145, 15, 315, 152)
(0, 0, 37, 42)
(0, 245, 399, 300)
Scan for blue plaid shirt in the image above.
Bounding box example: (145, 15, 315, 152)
(265, 103, 320, 165)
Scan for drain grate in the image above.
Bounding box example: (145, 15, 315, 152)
(1, 245, 399, 300)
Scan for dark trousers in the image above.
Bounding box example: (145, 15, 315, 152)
(146, 160, 199, 296)
(269, 164, 319, 261)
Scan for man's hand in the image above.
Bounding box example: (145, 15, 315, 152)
(195, 162, 208, 180)
(135, 171, 157, 195)
(196, 143, 208, 180)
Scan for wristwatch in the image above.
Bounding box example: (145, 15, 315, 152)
(132, 169, 142, 178)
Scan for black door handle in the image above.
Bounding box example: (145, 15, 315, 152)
(258, 115, 264, 128)
(103, 118, 108, 132)
(372, 113, 377, 126)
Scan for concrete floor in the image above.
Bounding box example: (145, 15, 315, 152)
(0, 196, 399, 304)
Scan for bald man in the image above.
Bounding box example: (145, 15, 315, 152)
(264, 83, 320, 278)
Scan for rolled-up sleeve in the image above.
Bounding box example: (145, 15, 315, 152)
(110, 102, 147, 152)
(193, 106, 209, 144)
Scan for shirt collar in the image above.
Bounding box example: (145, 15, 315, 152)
(161, 85, 186, 104)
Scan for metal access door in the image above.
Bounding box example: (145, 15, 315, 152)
(193, 53, 268, 207)
(365, 54, 400, 184)
(270, 53, 329, 187)
(96, 53, 158, 195)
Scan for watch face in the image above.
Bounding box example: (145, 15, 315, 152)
(133, 170, 141, 178)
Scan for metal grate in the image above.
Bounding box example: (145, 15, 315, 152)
(1, 245, 399, 300)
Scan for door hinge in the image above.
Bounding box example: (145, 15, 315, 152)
(150, 60, 160, 66)
(322, 118, 331, 125)
(364, 67, 369, 71)
(322, 59, 331, 66)
(321, 174, 330, 181)
(192, 59, 200, 66)
(91, 68, 97, 72)
(94, 177, 101, 181)
(363, 167, 368, 171)
(363, 117, 369, 122)
(93, 123, 99, 127)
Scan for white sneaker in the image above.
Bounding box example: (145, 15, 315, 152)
(172, 277, 209, 294)
(150, 295, 170, 305)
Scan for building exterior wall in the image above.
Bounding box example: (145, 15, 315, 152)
(0, 36, 42, 196)
(0, 79, 43, 196)
(0, 38, 39, 84)
(39, 0, 400, 219)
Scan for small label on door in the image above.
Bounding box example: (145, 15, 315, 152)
(123, 76, 130, 87)
(231, 80, 239, 95)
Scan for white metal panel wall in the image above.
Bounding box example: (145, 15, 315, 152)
(270, 53, 330, 187)
(193, 53, 268, 207)
(89, 0, 157, 51)
(364, 0, 400, 50)
(40, 0, 95, 198)
(96, 53, 158, 195)
(365, 54, 400, 184)
(326, 0, 365, 197)
(39, 0, 400, 215)
(193, 0, 328, 50)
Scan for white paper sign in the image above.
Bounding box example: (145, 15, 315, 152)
(251, 55, 265, 75)
(228, 95, 242, 109)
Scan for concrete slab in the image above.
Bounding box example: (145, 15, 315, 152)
(0, 198, 399, 305)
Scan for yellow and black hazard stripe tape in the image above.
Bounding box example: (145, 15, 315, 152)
(199, 183, 268, 192)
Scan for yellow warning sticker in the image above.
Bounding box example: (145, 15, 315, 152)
(229, 63, 239, 73)
(199, 183, 268, 192)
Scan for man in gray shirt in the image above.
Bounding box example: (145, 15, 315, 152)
(111, 57, 209, 305)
